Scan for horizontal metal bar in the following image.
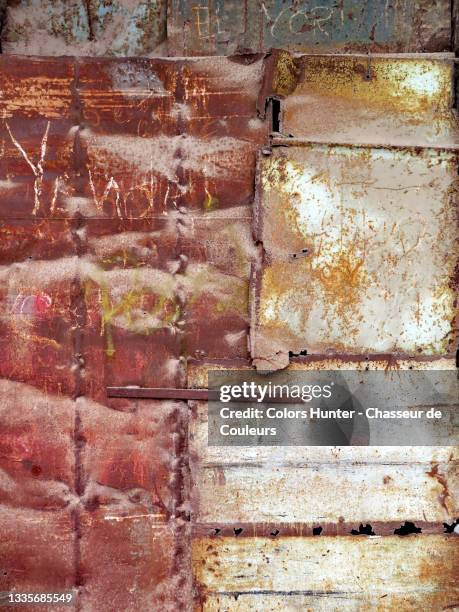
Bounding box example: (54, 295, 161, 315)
(271, 136, 459, 152)
(106, 387, 328, 404)
(107, 387, 209, 400)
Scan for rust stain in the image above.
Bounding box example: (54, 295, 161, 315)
(0, 32, 457, 612)
(271, 50, 302, 98)
(278, 54, 459, 150)
(427, 463, 453, 514)
(253, 145, 458, 361)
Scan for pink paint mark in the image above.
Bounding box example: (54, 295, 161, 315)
(13, 293, 52, 316)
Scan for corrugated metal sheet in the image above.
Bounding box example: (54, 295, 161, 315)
(168, 0, 452, 56)
(0, 54, 268, 609)
(0, 389, 190, 609)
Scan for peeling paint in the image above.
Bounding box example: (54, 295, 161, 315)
(2, 0, 167, 56)
(168, 0, 452, 56)
(252, 145, 458, 361)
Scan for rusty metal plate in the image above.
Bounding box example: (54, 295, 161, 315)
(193, 536, 459, 609)
(79, 512, 190, 610)
(0, 379, 75, 511)
(0, 55, 270, 610)
(251, 145, 458, 367)
(0, 55, 267, 396)
(75, 55, 267, 381)
(168, 0, 451, 56)
(79, 397, 187, 519)
(0, 506, 75, 600)
(78, 56, 266, 216)
(277, 53, 459, 149)
(191, 456, 458, 524)
(2, 0, 167, 56)
(0, 56, 266, 221)
(0, 256, 79, 395)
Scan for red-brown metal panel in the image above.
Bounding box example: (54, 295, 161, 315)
(0, 54, 269, 610)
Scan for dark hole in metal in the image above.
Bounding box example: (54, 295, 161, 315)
(291, 248, 310, 260)
(454, 61, 459, 110)
(271, 98, 281, 133)
(443, 519, 458, 533)
(313, 526, 323, 536)
(351, 523, 375, 536)
(394, 521, 422, 536)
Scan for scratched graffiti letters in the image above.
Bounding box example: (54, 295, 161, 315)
(261, 2, 334, 40)
(3, 120, 68, 215)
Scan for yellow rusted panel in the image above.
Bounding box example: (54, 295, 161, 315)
(252, 146, 458, 366)
(280, 54, 459, 149)
(193, 536, 458, 597)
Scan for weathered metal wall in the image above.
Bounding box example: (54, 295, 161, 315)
(0, 5, 458, 612)
(188, 358, 459, 608)
(188, 51, 459, 609)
